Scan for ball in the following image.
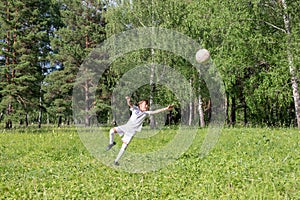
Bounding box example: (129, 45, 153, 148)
(195, 48, 210, 63)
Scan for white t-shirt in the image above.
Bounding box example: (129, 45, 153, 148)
(118, 105, 150, 136)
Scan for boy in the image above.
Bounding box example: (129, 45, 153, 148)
(106, 96, 174, 165)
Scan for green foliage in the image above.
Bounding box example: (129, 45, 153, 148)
(43, 0, 107, 126)
(0, 0, 56, 128)
(1, 0, 300, 127)
(182, 0, 299, 126)
(0, 127, 299, 198)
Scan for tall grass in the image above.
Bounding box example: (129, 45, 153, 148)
(0, 127, 299, 199)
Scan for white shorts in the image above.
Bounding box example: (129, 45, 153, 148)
(115, 127, 135, 144)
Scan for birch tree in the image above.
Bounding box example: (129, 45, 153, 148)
(279, 0, 300, 128)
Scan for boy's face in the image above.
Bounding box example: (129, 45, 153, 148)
(139, 101, 149, 111)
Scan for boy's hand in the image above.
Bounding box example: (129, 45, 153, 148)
(125, 96, 131, 103)
(125, 96, 133, 107)
(166, 104, 174, 111)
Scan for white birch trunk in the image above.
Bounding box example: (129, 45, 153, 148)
(188, 79, 193, 126)
(198, 94, 205, 127)
(85, 79, 90, 127)
(281, 0, 300, 128)
(38, 91, 42, 128)
(149, 49, 156, 129)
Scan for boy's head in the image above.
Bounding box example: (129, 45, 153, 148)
(138, 99, 149, 111)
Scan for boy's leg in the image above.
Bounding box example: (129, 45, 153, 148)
(114, 143, 127, 165)
(109, 128, 116, 144)
(106, 128, 117, 151)
(114, 134, 133, 165)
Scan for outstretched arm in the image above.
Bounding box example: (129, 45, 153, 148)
(149, 104, 174, 114)
(125, 96, 133, 108)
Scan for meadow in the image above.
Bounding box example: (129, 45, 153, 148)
(0, 126, 299, 199)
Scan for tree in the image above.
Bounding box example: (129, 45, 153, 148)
(44, 0, 106, 127)
(279, 0, 300, 128)
(243, 0, 300, 127)
(105, 0, 200, 126)
(0, 0, 56, 128)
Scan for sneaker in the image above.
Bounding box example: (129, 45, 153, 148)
(114, 161, 119, 166)
(106, 142, 116, 151)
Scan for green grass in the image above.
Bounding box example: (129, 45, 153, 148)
(0, 127, 299, 199)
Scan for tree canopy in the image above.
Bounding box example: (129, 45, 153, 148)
(1, 0, 300, 128)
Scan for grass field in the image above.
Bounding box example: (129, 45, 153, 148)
(1, 126, 299, 199)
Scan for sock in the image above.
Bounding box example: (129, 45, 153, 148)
(109, 129, 115, 144)
(115, 143, 127, 163)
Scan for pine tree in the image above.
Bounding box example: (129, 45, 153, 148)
(44, 0, 106, 126)
(0, 0, 56, 128)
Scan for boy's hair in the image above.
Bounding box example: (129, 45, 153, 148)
(138, 99, 149, 106)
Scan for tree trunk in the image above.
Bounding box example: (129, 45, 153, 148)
(4, 4, 12, 129)
(206, 99, 212, 122)
(5, 120, 12, 129)
(57, 116, 62, 127)
(188, 79, 193, 126)
(149, 49, 156, 129)
(5, 4, 10, 68)
(280, 0, 300, 129)
(225, 95, 229, 125)
(38, 110, 42, 128)
(111, 94, 117, 125)
(85, 78, 90, 127)
(84, 34, 91, 127)
(230, 97, 236, 127)
(5, 103, 13, 129)
(38, 89, 42, 128)
(243, 97, 247, 126)
(47, 113, 49, 125)
(198, 94, 205, 128)
(25, 113, 29, 127)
